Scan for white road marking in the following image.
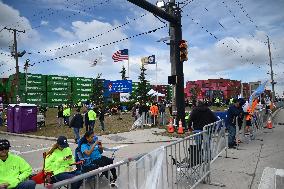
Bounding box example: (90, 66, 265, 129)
(20, 147, 50, 154)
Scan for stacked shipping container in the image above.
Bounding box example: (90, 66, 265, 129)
(72, 77, 93, 103)
(46, 75, 71, 106)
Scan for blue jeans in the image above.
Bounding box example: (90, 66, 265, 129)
(73, 128, 80, 141)
(52, 171, 82, 189)
(160, 112, 165, 125)
(89, 120, 95, 132)
(16, 180, 36, 189)
(227, 124, 236, 146)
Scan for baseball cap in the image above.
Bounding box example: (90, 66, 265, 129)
(57, 136, 69, 148)
(0, 139, 11, 149)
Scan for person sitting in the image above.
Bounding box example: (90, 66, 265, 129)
(44, 136, 82, 189)
(80, 131, 117, 184)
(0, 139, 36, 189)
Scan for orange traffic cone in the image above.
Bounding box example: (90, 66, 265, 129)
(177, 119, 184, 134)
(167, 118, 174, 133)
(266, 117, 273, 129)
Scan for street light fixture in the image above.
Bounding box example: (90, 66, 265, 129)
(156, 0, 165, 8)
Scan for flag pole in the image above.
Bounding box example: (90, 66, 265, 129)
(156, 61, 158, 102)
(128, 50, 130, 79)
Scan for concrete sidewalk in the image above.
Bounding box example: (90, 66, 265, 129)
(197, 108, 284, 189)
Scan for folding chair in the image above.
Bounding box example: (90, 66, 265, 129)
(170, 131, 205, 185)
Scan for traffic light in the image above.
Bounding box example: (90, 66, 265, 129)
(179, 40, 188, 62)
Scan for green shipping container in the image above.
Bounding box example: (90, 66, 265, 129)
(72, 88, 93, 93)
(46, 86, 71, 92)
(47, 81, 71, 87)
(72, 82, 92, 88)
(47, 98, 68, 103)
(47, 92, 69, 99)
(72, 77, 93, 83)
(47, 75, 70, 82)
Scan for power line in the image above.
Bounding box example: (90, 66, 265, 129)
(27, 13, 148, 55)
(1, 25, 167, 75)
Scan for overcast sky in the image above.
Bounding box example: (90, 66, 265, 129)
(0, 0, 283, 96)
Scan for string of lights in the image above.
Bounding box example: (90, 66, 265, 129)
(26, 13, 148, 55)
(183, 13, 260, 68)
(1, 25, 167, 75)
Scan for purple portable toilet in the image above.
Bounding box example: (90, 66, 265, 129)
(13, 104, 37, 133)
(7, 104, 16, 133)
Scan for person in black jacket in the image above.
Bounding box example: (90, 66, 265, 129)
(188, 101, 217, 131)
(98, 106, 105, 131)
(70, 109, 84, 144)
(57, 105, 64, 127)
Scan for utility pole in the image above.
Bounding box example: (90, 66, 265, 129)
(4, 27, 25, 102)
(127, 0, 186, 127)
(24, 59, 30, 103)
(267, 36, 275, 103)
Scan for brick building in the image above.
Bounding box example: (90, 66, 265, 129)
(184, 78, 251, 101)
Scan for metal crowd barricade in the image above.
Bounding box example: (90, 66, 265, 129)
(164, 131, 210, 189)
(203, 120, 228, 164)
(45, 154, 146, 189)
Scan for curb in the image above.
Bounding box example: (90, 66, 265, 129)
(0, 131, 177, 145)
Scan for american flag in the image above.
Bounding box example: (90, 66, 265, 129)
(112, 49, 129, 62)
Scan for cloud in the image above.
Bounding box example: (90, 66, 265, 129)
(40, 20, 48, 25)
(0, 1, 40, 49)
(53, 27, 76, 40)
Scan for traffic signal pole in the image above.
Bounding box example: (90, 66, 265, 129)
(127, 0, 186, 127)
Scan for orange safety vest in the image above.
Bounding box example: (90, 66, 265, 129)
(150, 105, 158, 116)
(246, 106, 253, 121)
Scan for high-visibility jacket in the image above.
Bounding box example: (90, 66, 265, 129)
(88, 110, 97, 121)
(229, 98, 234, 104)
(0, 153, 32, 188)
(150, 105, 158, 116)
(246, 107, 253, 121)
(215, 98, 220, 103)
(63, 108, 71, 117)
(45, 147, 75, 176)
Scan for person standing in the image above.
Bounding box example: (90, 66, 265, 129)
(57, 105, 64, 127)
(70, 109, 84, 144)
(88, 107, 97, 132)
(159, 102, 166, 125)
(188, 101, 217, 131)
(150, 103, 159, 126)
(0, 139, 36, 189)
(98, 106, 105, 132)
(226, 98, 245, 149)
(63, 105, 71, 126)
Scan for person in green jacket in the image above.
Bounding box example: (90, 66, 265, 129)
(44, 136, 82, 189)
(87, 107, 97, 132)
(63, 105, 71, 126)
(0, 139, 36, 189)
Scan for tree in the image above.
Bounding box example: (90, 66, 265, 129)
(136, 64, 150, 102)
(119, 65, 127, 80)
(91, 73, 104, 105)
(189, 86, 201, 104)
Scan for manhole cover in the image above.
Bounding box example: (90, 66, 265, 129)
(107, 135, 127, 142)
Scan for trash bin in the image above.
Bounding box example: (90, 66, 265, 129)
(14, 104, 37, 133)
(7, 104, 16, 133)
(7, 103, 37, 133)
